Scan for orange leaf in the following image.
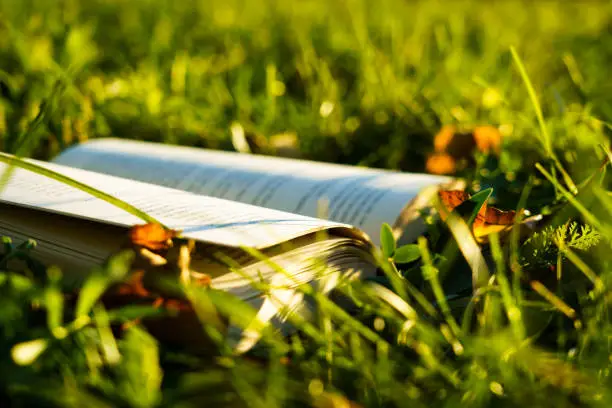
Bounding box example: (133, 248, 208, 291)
(114, 270, 151, 298)
(438, 190, 472, 213)
(438, 190, 517, 238)
(426, 152, 457, 175)
(483, 206, 516, 225)
(473, 125, 502, 154)
(129, 223, 178, 251)
(434, 125, 458, 152)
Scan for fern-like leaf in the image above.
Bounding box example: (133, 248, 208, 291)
(520, 222, 601, 270)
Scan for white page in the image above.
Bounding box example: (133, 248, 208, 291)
(0, 158, 348, 249)
(54, 138, 451, 244)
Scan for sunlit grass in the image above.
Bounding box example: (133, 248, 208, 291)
(0, 0, 611, 407)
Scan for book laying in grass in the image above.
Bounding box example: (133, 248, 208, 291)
(54, 138, 457, 245)
(0, 139, 456, 351)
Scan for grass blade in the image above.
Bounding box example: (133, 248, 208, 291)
(536, 162, 606, 235)
(510, 47, 552, 156)
(511, 46, 577, 194)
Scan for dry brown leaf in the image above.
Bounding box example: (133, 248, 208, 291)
(128, 223, 178, 251)
(100, 233, 220, 353)
(114, 270, 151, 298)
(426, 152, 457, 175)
(438, 190, 473, 217)
(438, 190, 518, 238)
(473, 125, 502, 154)
(433, 125, 458, 152)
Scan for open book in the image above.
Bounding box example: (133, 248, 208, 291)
(0, 138, 455, 350)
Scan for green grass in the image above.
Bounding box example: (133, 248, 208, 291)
(0, 0, 612, 406)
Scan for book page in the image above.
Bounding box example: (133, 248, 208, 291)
(54, 138, 452, 244)
(0, 158, 351, 249)
(0, 202, 126, 280)
(0, 203, 373, 290)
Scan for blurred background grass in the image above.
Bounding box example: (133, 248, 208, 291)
(0, 0, 610, 173)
